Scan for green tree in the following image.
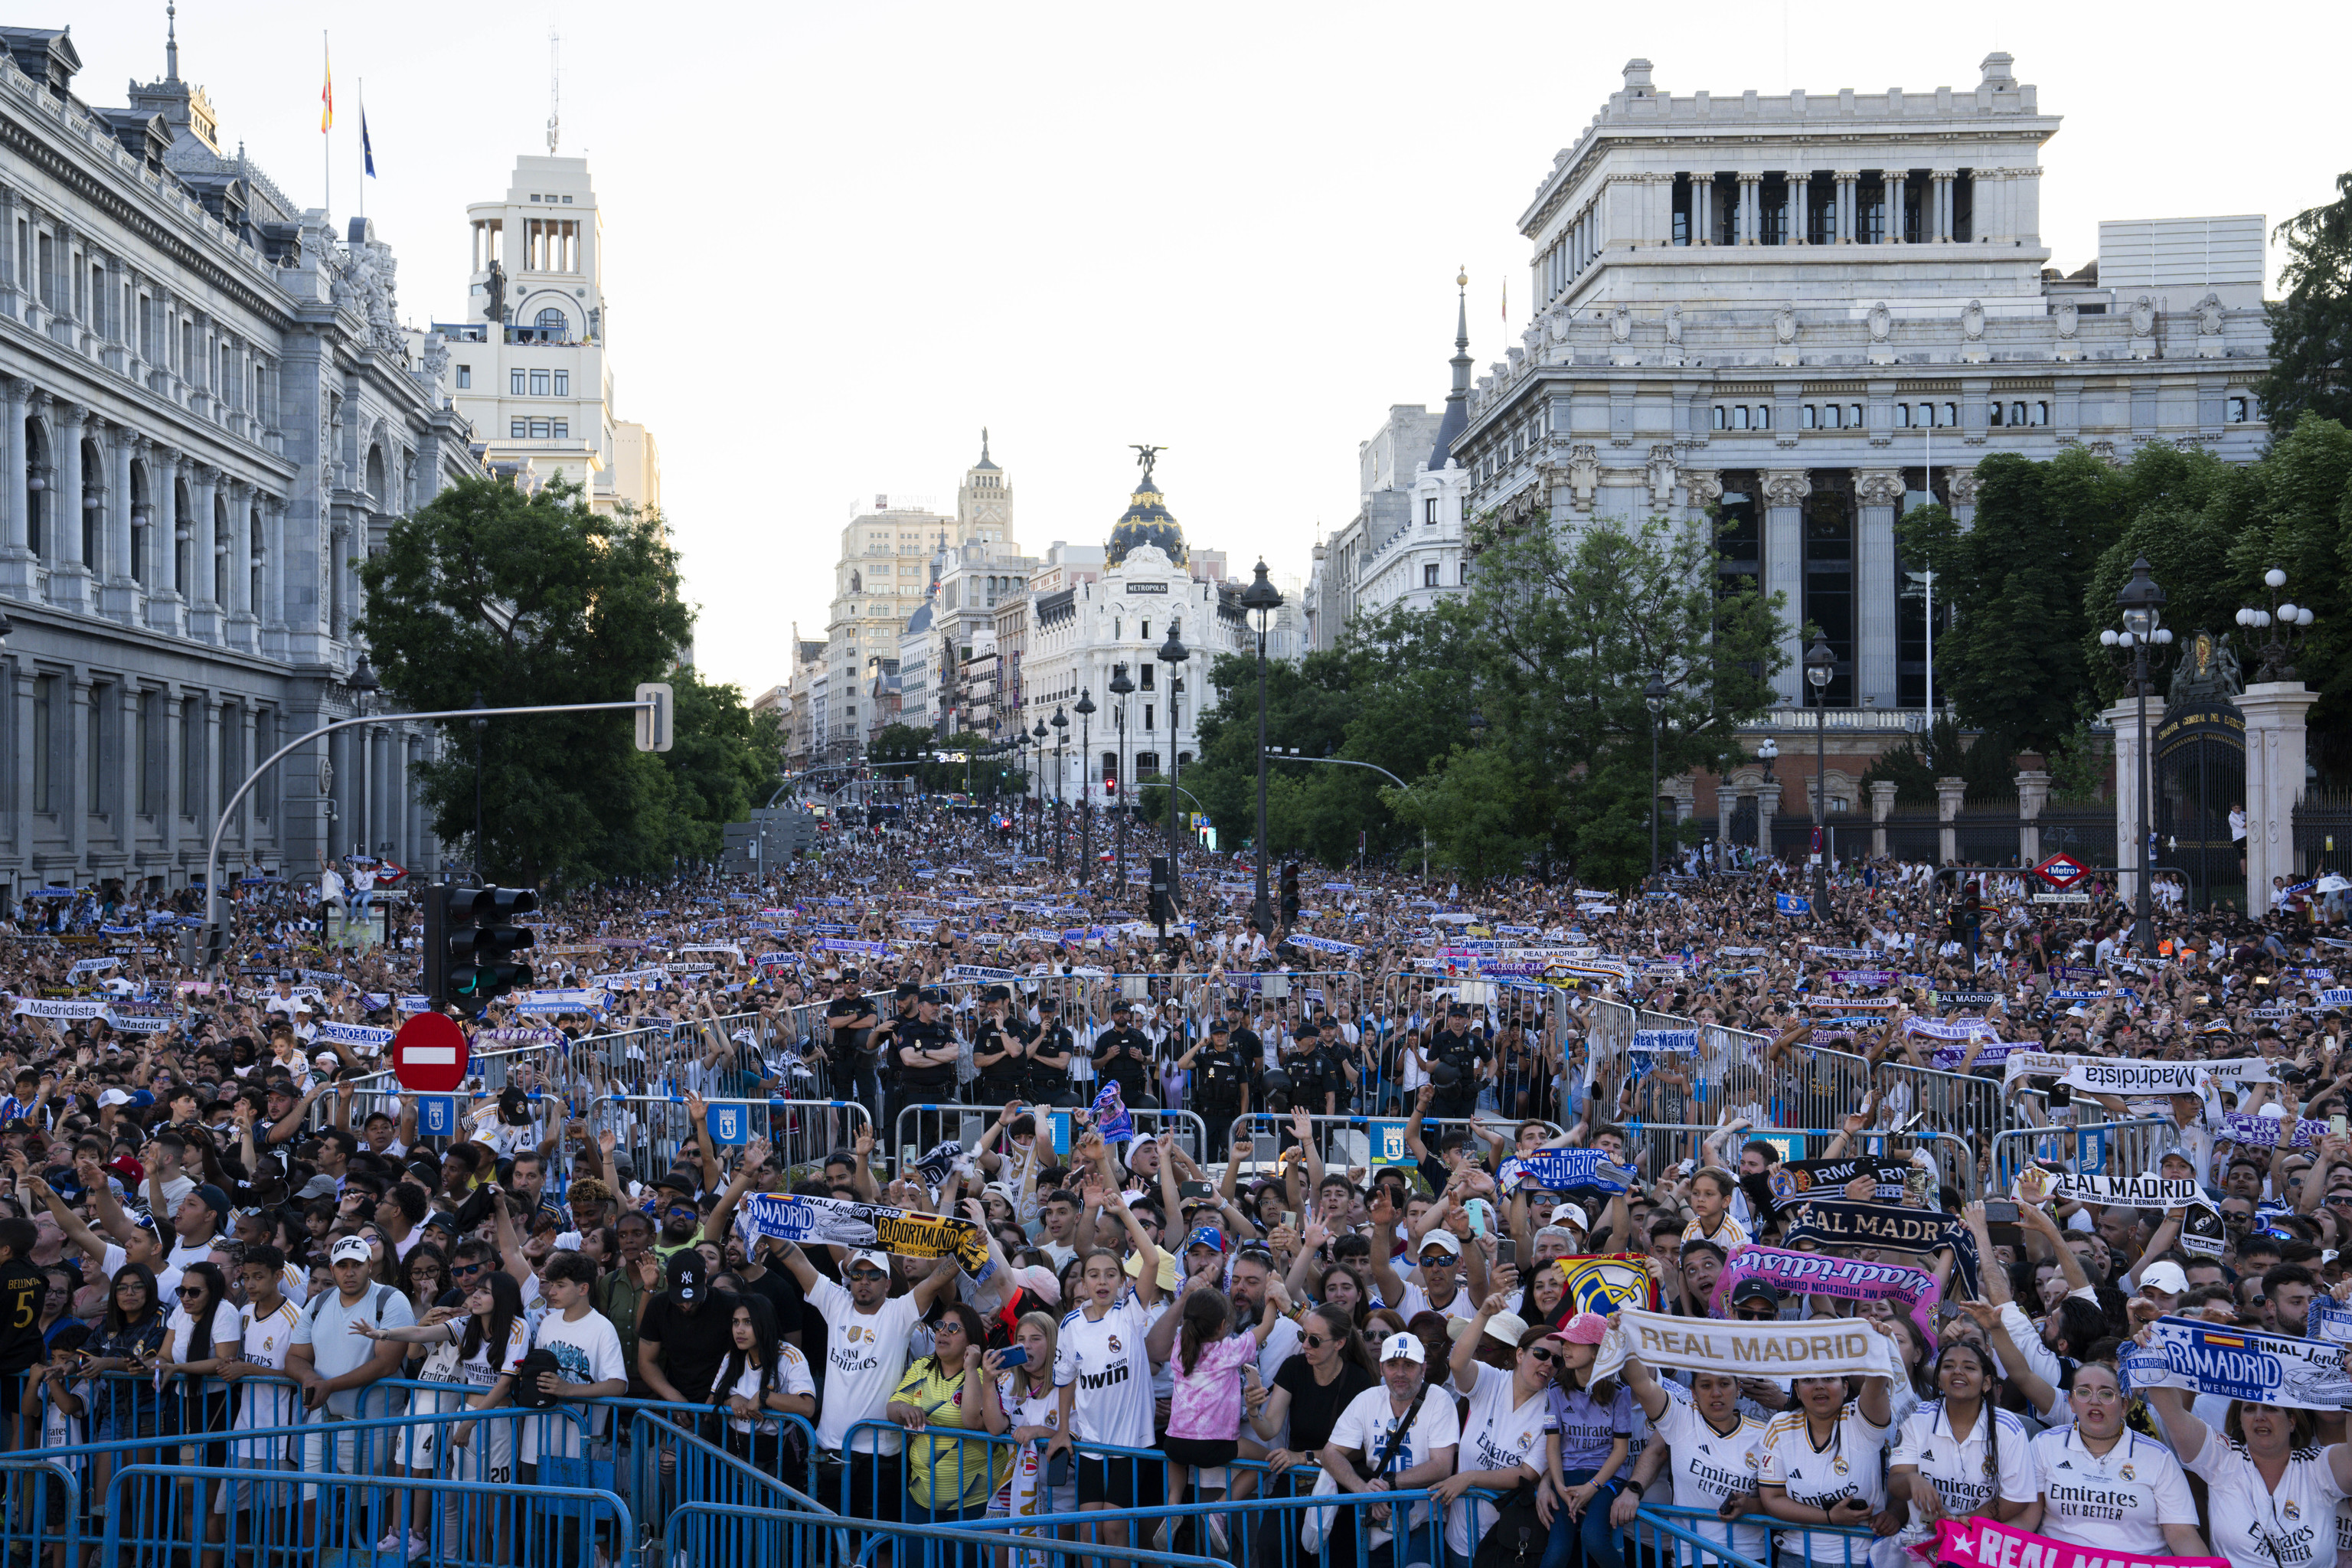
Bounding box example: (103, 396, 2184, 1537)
(652, 671, 783, 861)
(354, 477, 693, 887)
(2261, 172, 2352, 430)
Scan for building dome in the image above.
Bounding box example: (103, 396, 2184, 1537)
(1106, 474, 1186, 569)
(904, 598, 934, 635)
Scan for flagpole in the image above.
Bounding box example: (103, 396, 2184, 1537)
(322, 32, 330, 224)
(357, 79, 364, 220)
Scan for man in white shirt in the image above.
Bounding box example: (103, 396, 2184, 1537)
(316, 858, 347, 926)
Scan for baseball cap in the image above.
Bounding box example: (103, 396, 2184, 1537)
(1557, 1312, 1610, 1345)
(1416, 1230, 1462, 1259)
(1730, 1279, 1782, 1310)
(1183, 1226, 1226, 1256)
(329, 1236, 371, 1265)
(668, 1250, 707, 1302)
(2139, 1260, 2190, 1295)
(844, 1250, 892, 1277)
(296, 1174, 339, 1200)
(1378, 1331, 1426, 1364)
(1482, 1310, 1530, 1348)
(1124, 1250, 1181, 1292)
(96, 1089, 132, 1109)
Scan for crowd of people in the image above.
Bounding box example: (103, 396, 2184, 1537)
(5, 803, 2352, 1568)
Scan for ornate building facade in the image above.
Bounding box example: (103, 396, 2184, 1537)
(0, 23, 475, 900)
(1453, 53, 2273, 816)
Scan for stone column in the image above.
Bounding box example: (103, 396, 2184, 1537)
(1762, 471, 1810, 705)
(66, 675, 90, 868)
(53, 402, 88, 611)
(2241, 681, 2320, 900)
(2016, 769, 2051, 867)
(1929, 172, 1951, 241)
(1693, 178, 1711, 246)
(239, 704, 259, 851)
(116, 682, 139, 849)
(160, 687, 183, 863)
(188, 464, 220, 642)
(103, 423, 135, 621)
(225, 480, 258, 652)
(1870, 779, 1897, 858)
(1757, 779, 1782, 857)
(1854, 469, 1903, 710)
(2103, 696, 2161, 904)
(1948, 466, 1981, 531)
(1717, 782, 1738, 848)
(1792, 175, 1810, 245)
(1738, 175, 1761, 244)
(1936, 776, 1966, 865)
(1887, 174, 1908, 246)
(1836, 172, 1858, 243)
(0, 378, 30, 596)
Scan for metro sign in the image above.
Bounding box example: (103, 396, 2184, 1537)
(2033, 852, 2090, 890)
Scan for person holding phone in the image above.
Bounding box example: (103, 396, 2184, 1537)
(1616, 1336, 1768, 1563)
(982, 1312, 1072, 1529)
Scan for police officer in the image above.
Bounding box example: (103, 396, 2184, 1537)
(1306, 1018, 1361, 1116)
(1027, 996, 1075, 1104)
(821, 972, 880, 1145)
(1426, 1001, 1490, 1122)
(1225, 997, 1265, 1076)
(887, 987, 961, 1140)
(1094, 999, 1153, 1107)
(971, 986, 1028, 1106)
(1178, 1016, 1252, 1152)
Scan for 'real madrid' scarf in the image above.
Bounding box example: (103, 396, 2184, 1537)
(1781, 1199, 1980, 1297)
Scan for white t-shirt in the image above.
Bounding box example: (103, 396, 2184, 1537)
(2180, 1427, 2345, 1568)
(808, 1274, 922, 1455)
(101, 1241, 181, 1308)
(1889, 1400, 2037, 1554)
(724, 1344, 817, 1436)
(1396, 1279, 1475, 1323)
(163, 1298, 243, 1369)
(2029, 1426, 2198, 1555)
(1448, 1364, 1551, 1556)
(525, 1308, 626, 1461)
(1055, 1291, 1155, 1451)
(230, 1298, 301, 1455)
(1325, 1382, 1462, 1540)
(1652, 1386, 1768, 1560)
(1759, 1401, 1893, 1565)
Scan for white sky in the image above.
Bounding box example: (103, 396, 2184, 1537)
(60, 2, 2347, 697)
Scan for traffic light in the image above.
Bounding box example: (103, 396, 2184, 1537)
(1280, 861, 1301, 925)
(424, 884, 537, 1011)
(1148, 855, 1172, 929)
(1104, 775, 1119, 798)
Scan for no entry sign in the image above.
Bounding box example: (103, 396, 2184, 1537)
(393, 1012, 469, 1093)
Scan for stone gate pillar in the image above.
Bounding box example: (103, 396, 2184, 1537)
(2239, 681, 2318, 902)
(2103, 696, 2164, 905)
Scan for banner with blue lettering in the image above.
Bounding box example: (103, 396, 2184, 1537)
(1775, 893, 1811, 916)
(1498, 1148, 1637, 1194)
(2121, 1315, 2352, 1410)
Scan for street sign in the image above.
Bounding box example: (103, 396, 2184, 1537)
(415, 1096, 459, 1138)
(706, 1103, 750, 1145)
(635, 682, 674, 753)
(2033, 852, 2090, 890)
(392, 1011, 469, 1093)
(2033, 891, 2092, 903)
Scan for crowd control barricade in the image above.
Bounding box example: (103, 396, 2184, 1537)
(664, 1503, 1230, 1568)
(1992, 1118, 2176, 1194)
(942, 1481, 1491, 1568)
(1627, 1503, 1877, 1568)
(622, 1406, 822, 1544)
(893, 1101, 1210, 1171)
(1874, 1058, 2007, 1143)
(101, 1462, 632, 1568)
(1226, 1110, 1562, 1189)
(598, 1093, 873, 1178)
(0, 1455, 80, 1566)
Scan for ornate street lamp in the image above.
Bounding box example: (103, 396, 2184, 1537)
(1644, 671, 1668, 879)
(1804, 635, 1835, 905)
(1240, 560, 1285, 933)
(2100, 556, 2171, 952)
(2238, 567, 2318, 684)
(1050, 705, 1068, 874)
(1157, 617, 1190, 908)
(1073, 689, 1096, 885)
(1109, 663, 1135, 895)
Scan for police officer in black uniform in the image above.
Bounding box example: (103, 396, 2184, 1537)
(1426, 1001, 1491, 1122)
(821, 972, 880, 1146)
(1027, 998, 1075, 1104)
(1178, 1016, 1252, 1152)
(1225, 997, 1263, 1076)
(971, 986, 1028, 1106)
(887, 988, 961, 1143)
(1094, 1000, 1153, 1108)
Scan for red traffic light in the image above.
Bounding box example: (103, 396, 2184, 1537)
(1104, 778, 1119, 795)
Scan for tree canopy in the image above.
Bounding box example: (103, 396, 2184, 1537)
(2262, 172, 2352, 430)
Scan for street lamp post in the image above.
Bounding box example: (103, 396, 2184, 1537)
(469, 688, 488, 883)
(1109, 664, 1134, 895)
(1030, 718, 1048, 857)
(2101, 555, 2171, 954)
(1241, 560, 1285, 935)
(1050, 706, 1068, 874)
(1157, 618, 1190, 909)
(1074, 690, 1096, 886)
(1644, 671, 1668, 880)
(1804, 635, 1835, 906)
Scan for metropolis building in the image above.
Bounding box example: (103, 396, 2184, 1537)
(0, 24, 476, 902)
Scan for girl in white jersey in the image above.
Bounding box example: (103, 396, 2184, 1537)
(982, 1311, 1076, 1548)
(1886, 1341, 2036, 1564)
(1620, 1345, 1769, 1562)
(2014, 1361, 2204, 1559)
(1045, 1137, 1164, 1554)
(1757, 1320, 1900, 1566)
(2139, 1374, 2352, 1568)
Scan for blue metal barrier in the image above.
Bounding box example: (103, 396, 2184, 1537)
(0, 1456, 81, 1566)
(1625, 1504, 1778, 1568)
(100, 1460, 632, 1568)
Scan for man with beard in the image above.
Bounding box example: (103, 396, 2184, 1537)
(648, 1172, 704, 1263)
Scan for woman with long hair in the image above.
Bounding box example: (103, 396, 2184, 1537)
(1439, 1295, 1559, 1565)
(1618, 1338, 1769, 1562)
(1519, 1259, 1570, 1330)
(351, 1266, 530, 1560)
(888, 1299, 1004, 1562)
(158, 1259, 240, 1553)
(1886, 1339, 2035, 1560)
(2013, 1360, 2205, 1558)
(399, 1244, 449, 1319)
(982, 1311, 1071, 1563)
(1251, 1303, 1376, 1473)
(1315, 1262, 1372, 1329)
(1537, 1312, 1636, 1568)
(705, 1294, 816, 1473)
(1757, 1318, 1903, 1568)
(2141, 1366, 2352, 1568)
(82, 1263, 168, 1539)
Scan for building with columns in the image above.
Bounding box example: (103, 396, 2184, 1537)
(1455, 52, 2272, 831)
(1306, 285, 1477, 652)
(0, 22, 475, 901)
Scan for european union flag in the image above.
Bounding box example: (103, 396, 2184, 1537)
(361, 109, 376, 177)
(1775, 893, 1811, 916)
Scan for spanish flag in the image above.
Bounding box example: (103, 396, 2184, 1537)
(320, 38, 332, 132)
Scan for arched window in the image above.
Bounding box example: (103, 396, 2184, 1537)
(23, 419, 46, 557)
(365, 446, 386, 502)
(535, 307, 567, 338)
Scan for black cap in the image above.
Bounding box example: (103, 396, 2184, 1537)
(668, 1250, 707, 1303)
(1209, 1018, 1230, 1034)
(1730, 1278, 1782, 1308)
(918, 986, 948, 1005)
(1112, 1000, 1133, 1013)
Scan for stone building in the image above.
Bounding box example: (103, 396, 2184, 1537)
(1454, 52, 2272, 833)
(0, 23, 477, 900)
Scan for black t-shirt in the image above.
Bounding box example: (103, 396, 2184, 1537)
(639, 1289, 743, 1405)
(825, 997, 875, 1059)
(0, 1259, 47, 1373)
(896, 1018, 957, 1089)
(1195, 1046, 1248, 1105)
(1097, 1027, 1152, 1083)
(1274, 1354, 1376, 1455)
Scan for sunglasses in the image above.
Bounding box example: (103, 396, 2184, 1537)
(847, 1269, 887, 1282)
(451, 1263, 488, 1278)
(1525, 1346, 1559, 1364)
(1302, 1334, 1331, 1349)
(175, 1286, 204, 1299)
(1418, 1253, 1453, 1266)
(1736, 1306, 1779, 1319)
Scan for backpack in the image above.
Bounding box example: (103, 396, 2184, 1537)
(1470, 1483, 1547, 1568)
(306, 1283, 397, 1329)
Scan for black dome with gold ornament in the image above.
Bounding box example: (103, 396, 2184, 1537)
(1106, 449, 1186, 568)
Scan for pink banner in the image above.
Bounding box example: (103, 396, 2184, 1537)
(1932, 1515, 2227, 1568)
(1708, 1245, 1940, 1339)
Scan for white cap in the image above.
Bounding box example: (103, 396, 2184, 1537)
(329, 1236, 372, 1265)
(2139, 1259, 2190, 1296)
(844, 1250, 892, 1276)
(1379, 1331, 1426, 1364)
(1416, 1230, 1462, 1259)
(96, 1089, 131, 1108)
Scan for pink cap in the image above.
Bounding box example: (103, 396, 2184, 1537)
(1556, 1312, 1609, 1346)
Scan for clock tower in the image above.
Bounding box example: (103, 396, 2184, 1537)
(956, 430, 1017, 549)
